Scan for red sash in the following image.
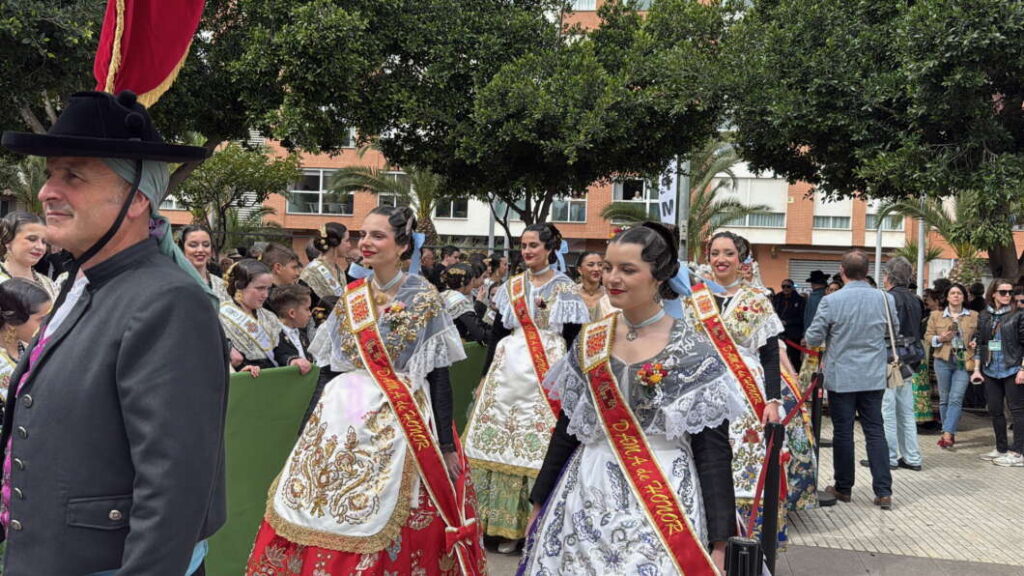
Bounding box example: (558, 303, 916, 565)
(689, 283, 767, 421)
(508, 273, 561, 416)
(579, 315, 719, 576)
(344, 279, 484, 575)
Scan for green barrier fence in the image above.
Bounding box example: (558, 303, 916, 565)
(205, 344, 486, 575)
(205, 366, 319, 576)
(451, 341, 486, 435)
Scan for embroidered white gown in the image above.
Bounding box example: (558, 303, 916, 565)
(519, 318, 746, 575)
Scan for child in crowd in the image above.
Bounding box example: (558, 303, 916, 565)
(268, 283, 314, 365)
(260, 243, 303, 290)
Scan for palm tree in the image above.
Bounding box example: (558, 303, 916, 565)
(0, 155, 45, 214)
(328, 166, 450, 245)
(213, 205, 283, 255)
(877, 196, 984, 284)
(889, 240, 942, 266)
(600, 138, 770, 260)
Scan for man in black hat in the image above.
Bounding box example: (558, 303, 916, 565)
(0, 91, 228, 576)
(772, 278, 805, 371)
(804, 269, 830, 331)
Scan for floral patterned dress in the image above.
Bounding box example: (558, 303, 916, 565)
(246, 274, 480, 576)
(690, 284, 813, 539)
(517, 318, 746, 575)
(463, 272, 589, 540)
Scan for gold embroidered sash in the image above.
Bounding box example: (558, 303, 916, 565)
(508, 273, 560, 417)
(579, 315, 719, 576)
(220, 302, 278, 366)
(343, 279, 484, 575)
(309, 259, 344, 296)
(690, 283, 766, 421)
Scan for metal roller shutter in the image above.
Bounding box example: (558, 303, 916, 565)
(788, 259, 842, 289)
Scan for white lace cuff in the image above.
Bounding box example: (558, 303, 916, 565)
(406, 325, 467, 379)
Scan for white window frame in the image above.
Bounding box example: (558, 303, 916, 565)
(160, 195, 186, 211)
(434, 198, 470, 219)
(570, 0, 597, 10)
(287, 169, 354, 216)
(613, 178, 660, 220)
(865, 213, 904, 231)
(812, 215, 852, 230)
(725, 212, 786, 228)
(549, 196, 587, 223)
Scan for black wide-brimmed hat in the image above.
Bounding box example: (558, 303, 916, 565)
(1, 91, 208, 162)
(806, 270, 830, 284)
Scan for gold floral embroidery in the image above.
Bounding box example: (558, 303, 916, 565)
(282, 404, 396, 523)
(335, 284, 441, 370)
(267, 404, 418, 553)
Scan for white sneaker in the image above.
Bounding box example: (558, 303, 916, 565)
(992, 453, 1024, 467)
(497, 540, 519, 554)
(980, 449, 1007, 461)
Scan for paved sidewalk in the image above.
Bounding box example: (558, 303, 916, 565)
(484, 410, 1024, 574)
(790, 411, 1023, 566)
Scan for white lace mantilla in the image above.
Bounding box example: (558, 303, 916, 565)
(493, 273, 589, 332)
(548, 318, 747, 444)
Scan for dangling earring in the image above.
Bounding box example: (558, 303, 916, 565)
(234, 291, 245, 306)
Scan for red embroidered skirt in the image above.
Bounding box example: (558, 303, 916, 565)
(246, 484, 485, 576)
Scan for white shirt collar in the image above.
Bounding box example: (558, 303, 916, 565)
(942, 307, 970, 318)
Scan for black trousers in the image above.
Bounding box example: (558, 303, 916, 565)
(984, 374, 1024, 454)
(829, 389, 892, 497)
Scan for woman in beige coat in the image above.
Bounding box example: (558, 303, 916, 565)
(924, 283, 978, 449)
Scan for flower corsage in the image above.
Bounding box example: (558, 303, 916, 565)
(637, 362, 669, 387)
(382, 301, 407, 328)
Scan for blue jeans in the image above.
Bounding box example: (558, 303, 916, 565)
(883, 383, 922, 466)
(934, 357, 969, 435)
(829, 389, 892, 498)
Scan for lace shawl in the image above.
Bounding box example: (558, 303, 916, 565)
(547, 317, 747, 443)
(320, 274, 466, 382)
(493, 273, 590, 332)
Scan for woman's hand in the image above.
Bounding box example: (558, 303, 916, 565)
(761, 400, 782, 425)
(229, 348, 244, 367)
(711, 541, 727, 574)
(526, 503, 542, 535)
(290, 358, 313, 375)
(1016, 371, 1024, 386)
(240, 364, 261, 379)
(443, 451, 462, 482)
(971, 370, 984, 385)
(940, 329, 955, 343)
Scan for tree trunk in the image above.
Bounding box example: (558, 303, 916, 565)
(987, 241, 1020, 281)
(18, 106, 47, 135)
(167, 138, 223, 194)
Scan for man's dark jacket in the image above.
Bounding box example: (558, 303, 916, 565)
(0, 239, 229, 576)
(888, 284, 925, 370)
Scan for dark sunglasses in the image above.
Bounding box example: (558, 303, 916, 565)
(996, 289, 1014, 296)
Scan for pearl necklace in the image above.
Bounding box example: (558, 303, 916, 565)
(623, 308, 667, 341)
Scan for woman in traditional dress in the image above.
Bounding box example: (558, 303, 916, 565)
(520, 223, 744, 575)
(464, 223, 589, 553)
(246, 206, 485, 576)
(220, 259, 310, 378)
(300, 222, 349, 305)
(441, 263, 488, 344)
(700, 231, 814, 539)
(0, 212, 58, 299)
(0, 278, 51, 425)
(575, 251, 615, 322)
(476, 253, 507, 326)
(179, 225, 229, 302)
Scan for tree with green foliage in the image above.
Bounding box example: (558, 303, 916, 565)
(328, 165, 451, 245)
(600, 139, 769, 260)
(174, 143, 301, 252)
(727, 0, 1024, 277)
(456, 0, 729, 228)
